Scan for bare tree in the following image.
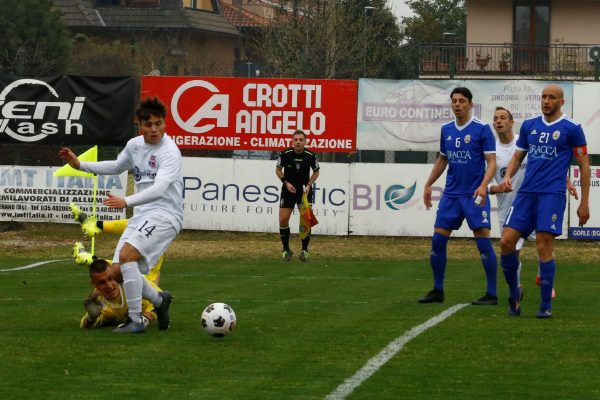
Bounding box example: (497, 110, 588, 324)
(251, 0, 402, 79)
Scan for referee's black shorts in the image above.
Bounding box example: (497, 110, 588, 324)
(279, 186, 314, 209)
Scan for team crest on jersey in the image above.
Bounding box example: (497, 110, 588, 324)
(552, 130, 560, 140)
(531, 129, 537, 135)
(482, 211, 488, 223)
(148, 155, 157, 168)
(464, 134, 471, 144)
(295, 163, 301, 171)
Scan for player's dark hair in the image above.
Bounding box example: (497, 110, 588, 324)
(136, 97, 167, 121)
(495, 106, 514, 121)
(89, 259, 111, 279)
(450, 87, 473, 102)
(293, 130, 306, 138)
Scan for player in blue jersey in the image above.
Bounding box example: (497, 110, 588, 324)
(419, 87, 498, 305)
(499, 84, 590, 318)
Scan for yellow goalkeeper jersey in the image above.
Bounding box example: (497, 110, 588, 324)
(80, 278, 160, 329)
(147, 254, 164, 283)
(102, 219, 129, 235)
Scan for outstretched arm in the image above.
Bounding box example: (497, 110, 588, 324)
(58, 148, 81, 170)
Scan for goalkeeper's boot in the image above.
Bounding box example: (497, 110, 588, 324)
(112, 317, 146, 334)
(70, 202, 102, 237)
(154, 291, 173, 330)
(70, 202, 87, 224)
(418, 288, 444, 303)
(72, 242, 95, 266)
(299, 250, 310, 262)
(81, 217, 102, 237)
(282, 250, 293, 261)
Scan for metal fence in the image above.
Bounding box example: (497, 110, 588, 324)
(420, 43, 600, 77)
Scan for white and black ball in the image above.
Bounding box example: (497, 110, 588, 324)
(201, 302, 237, 337)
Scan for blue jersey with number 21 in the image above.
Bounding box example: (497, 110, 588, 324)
(440, 117, 496, 197)
(516, 115, 586, 194)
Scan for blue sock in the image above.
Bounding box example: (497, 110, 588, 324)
(430, 232, 449, 291)
(476, 238, 497, 296)
(539, 259, 556, 311)
(501, 251, 521, 300)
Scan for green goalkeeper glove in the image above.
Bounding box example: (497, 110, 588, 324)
(72, 242, 96, 266)
(84, 293, 103, 322)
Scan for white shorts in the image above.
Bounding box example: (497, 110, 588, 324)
(112, 214, 177, 274)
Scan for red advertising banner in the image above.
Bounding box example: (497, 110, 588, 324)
(141, 76, 357, 152)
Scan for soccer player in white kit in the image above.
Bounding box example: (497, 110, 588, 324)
(489, 107, 528, 289)
(59, 97, 183, 333)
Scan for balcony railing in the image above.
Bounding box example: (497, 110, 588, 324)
(420, 43, 600, 78)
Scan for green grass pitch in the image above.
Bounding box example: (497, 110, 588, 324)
(1, 256, 600, 399)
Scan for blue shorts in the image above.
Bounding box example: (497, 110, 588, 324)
(504, 193, 566, 237)
(435, 195, 492, 231)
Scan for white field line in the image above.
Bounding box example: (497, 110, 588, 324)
(325, 303, 469, 400)
(0, 259, 68, 272)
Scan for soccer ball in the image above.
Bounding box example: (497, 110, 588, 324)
(201, 302, 237, 337)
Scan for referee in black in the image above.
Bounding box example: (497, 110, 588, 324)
(275, 130, 320, 262)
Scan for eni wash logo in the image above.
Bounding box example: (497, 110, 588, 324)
(0, 78, 85, 142)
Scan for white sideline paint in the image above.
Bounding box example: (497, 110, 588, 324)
(325, 303, 469, 400)
(0, 259, 67, 272)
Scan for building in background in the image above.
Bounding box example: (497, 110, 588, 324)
(56, 0, 240, 76)
(421, 0, 600, 79)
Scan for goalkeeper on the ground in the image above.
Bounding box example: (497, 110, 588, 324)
(80, 259, 160, 329)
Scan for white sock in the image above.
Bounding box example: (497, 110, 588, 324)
(142, 277, 162, 307)
(121, 261, 143, 324)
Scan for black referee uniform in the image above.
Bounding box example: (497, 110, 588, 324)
(277, 147, 320, 208)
